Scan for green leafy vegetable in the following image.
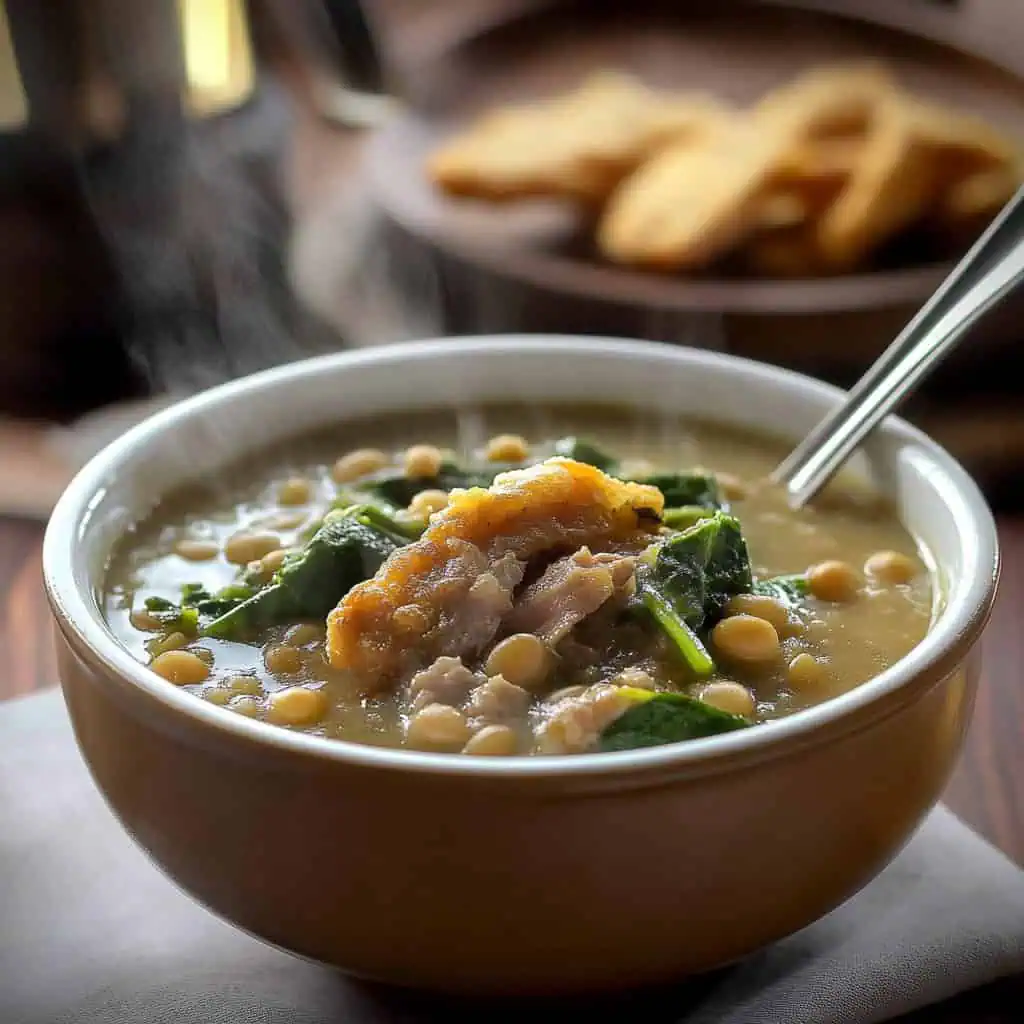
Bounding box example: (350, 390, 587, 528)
(141, 580, 257, 635)
(142, 595, 199, 635)
(312, 491, 430, 547)
(633, 471, 725, 511)
(332, 488, 407, 521)
(360, 460, 513, 508)
(752, 573, 809, 604)
(202, 509, 398, 641)
(640, 584, 715, 677)
(552, 437, 619, 473)
(635, 511, 753, 677)
(179, 583, 208, 604)
(652, 511, 753, 625)
(338, 501, 425, 541)
(600, 691, 749, 751)
(192, 583, 257, 618)
(662, 505, 716, 531)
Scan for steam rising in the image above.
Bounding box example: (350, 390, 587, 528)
(289, 166, 446, 350)
(78, 82, 343, 397)
(67, 78, 730, 483)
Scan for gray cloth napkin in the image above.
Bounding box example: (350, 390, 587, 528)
(2, 690, 1024, 1024)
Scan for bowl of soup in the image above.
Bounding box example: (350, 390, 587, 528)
(43, 337, 998, 994)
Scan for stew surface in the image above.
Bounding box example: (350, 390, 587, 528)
(103, 405, 933, 756)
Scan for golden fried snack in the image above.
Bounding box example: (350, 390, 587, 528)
(753, 137, 862, 233)
(753, 62, 893, 141)
(598, 64, 895, 271)
(597, 124, 788, 269)
(773, 137, 863, 201)
(428, 106, 590, 201)
(937, 165, 1020, 227)
(428, 71, 731, 203)
(326, 458, 663, 692)
(746, 137, 866, 273)
(906, 101, 1021, 180)
(755, 190, 811, 231)
(429, 59, 1022, 275)
(744, 228, 827, 278)
(906, 102, 1022, 234)
(815, 97, 940, 270)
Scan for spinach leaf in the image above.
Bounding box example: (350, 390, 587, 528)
(552, 437, 619, 473)
(600, 691, 749, 751)
(142, 595, 200, 636)
(653, 511, 753, 625)
(202, 509, 399, 641)
(306, 489, 431, 547)
(752, 573, 809, 604)
(636, 511, 753, 677)
(360, 460, 515, 508)
(662, 506, 716, 531)
(179, 583, 209, 604)
(192, 583, 257, 619)
(335, 501, 425, 541)
(331, 488, 407, 521)
(142, 580, 257, 636)
(639, 582, 715, 677)
(633, 471, 725, 511)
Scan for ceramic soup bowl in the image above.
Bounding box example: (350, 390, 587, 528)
(43, 337, 999, 995)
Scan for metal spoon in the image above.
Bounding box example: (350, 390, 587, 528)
(772, 186, 1024, 507)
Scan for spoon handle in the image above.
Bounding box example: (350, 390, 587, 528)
(773, 186, 1024, 507)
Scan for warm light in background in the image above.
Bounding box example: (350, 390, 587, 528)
(179, 0, 255, 117)
(0, 2, 27, 130)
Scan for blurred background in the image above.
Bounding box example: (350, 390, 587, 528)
(0, 0, 1022, 516)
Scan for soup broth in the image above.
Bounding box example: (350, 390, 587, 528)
(103, 404, 932, 756)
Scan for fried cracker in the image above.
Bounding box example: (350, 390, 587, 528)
(747, 190, 829, 278)
(427, 104, 597, 201)
(932, 165, 1021, 243)
(756, 190, 811, 231)
(815, 97, 940, 270)
(429, 60, 1022, 275)
(775, 137, 862, 189)
(597, 124, 786, 269)
(753, 62, 893, 142)
(905, 100, 1020, 179)
(428, 71, 731, 203)
(760, 136, 863, 229)
(939, 166, 1020, 223)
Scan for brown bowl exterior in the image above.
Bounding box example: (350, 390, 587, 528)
(53, 614, 982, 996)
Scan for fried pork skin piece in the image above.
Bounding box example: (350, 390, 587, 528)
(326, 458, 663, 692)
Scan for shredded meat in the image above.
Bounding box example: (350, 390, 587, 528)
(466, 675, 531, 728)
(429, 542, 525, 658)
(535, 683, 636, 754)
(507, 547, 636, 644)
(326, 458, 662, 692)
(408, 656, 485, 712)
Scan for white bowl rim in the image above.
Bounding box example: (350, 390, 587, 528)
(43, 336, 999, 779)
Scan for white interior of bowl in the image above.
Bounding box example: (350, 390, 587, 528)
(43, 337, 999, 777)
